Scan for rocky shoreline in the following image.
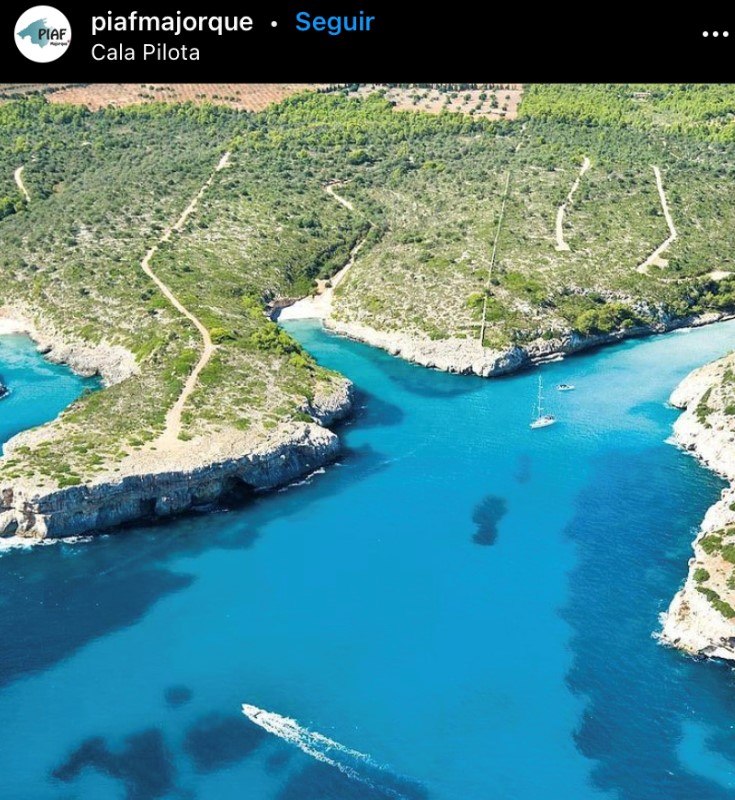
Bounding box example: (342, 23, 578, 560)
(323, 312, 735, 377)
(0, 305, 354, 540)
(660, 356, 735, 660)
(0, 306, 138, 387)
(275, 286, 735, 378)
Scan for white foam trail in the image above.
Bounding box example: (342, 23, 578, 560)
(277, 467, 326, 492)
(0, 534, 94, 556)
(242, 704, 406, 798)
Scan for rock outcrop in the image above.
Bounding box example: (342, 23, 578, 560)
(660, 356, 735, 660)
(0, 420, 349, 539)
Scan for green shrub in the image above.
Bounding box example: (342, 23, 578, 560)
(696, 586, 735, 619)
(574, 303, 644, 336)
(700, 533, 723, 555)
(721, 543, 735, 564)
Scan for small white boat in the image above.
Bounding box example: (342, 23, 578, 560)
(556, 383, 575, 392)
(530, 377, 556, 429)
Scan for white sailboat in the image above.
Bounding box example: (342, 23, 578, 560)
(530, 376, 556, 429)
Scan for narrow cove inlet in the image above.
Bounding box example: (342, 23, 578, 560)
(2, 320, 735, 799)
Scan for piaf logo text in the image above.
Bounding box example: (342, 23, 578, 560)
(15, 6, 71, 63)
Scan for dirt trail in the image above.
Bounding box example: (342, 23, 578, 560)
(14, 166, 30, 202)
(555, 156, 590, 251)
(142, 151, 230, 446)
(278, 183, 367, 321)
(636, 165, 678, 274)
(325, 183, 355, 212)
(479, 173, 512, 343)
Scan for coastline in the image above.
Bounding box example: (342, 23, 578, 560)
(660, 356, 735, 660)
(5, 290, 735, 546)
(0, 305, 354, 539)
(325, 312, 735, 376)
(0, 306, 138, 387)
(278, 291, 735, 661)
(276, 294, 735, 378)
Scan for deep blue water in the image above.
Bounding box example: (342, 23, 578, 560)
(2, 322, 735, 799)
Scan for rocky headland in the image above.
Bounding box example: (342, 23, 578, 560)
(660, 354, 735, 660)
(0, 307, 137, 386)
(0, 306, 353, 540)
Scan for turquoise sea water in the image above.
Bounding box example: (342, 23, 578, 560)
(0, 334, 98, 447)
(2, 322, 735, 799)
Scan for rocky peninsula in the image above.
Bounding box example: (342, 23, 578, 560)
(660, 354, 735, 660)
(0, 308, 353, 540)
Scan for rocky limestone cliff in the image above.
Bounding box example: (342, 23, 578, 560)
(660, 355, 735, 660)
(0, 422, 345, 539)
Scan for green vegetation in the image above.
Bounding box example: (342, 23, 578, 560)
(699, 531, 723, 555)
(319, 86, 735, 347)
(520, 84, 735, 141)
(694, 567, 711, 583)
(0, 97, 349, 484)
(696, 389, 714, 427)
(6, 84, 735, 486)
(696, 586, 735, 619)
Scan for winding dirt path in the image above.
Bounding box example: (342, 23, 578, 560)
(325, 182, 355, 212)
(14, 166, 30, 202)
(278, 183, 367, 321)
(636, 165, 678, 274)
(143, 151, 230, 445)
(555, 156, 590, 251)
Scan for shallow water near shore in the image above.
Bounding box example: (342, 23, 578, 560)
(0, 334, 98, 448)
(2, 322, 735, 799)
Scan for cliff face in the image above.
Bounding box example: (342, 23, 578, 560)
(0, 423, 344, 539)
(660, 356, 735, 660)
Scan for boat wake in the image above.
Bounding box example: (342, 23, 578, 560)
(242, 704, 417, 799)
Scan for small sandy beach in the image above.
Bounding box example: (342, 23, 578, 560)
(0, 317, 30, 336)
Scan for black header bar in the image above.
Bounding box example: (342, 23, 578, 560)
(3, 3, 735, 82)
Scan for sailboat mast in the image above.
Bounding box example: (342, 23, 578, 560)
(537, 376, 543, 417)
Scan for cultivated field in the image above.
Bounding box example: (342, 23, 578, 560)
(0, 83, 321, 110)
(344, 84, 523, 120)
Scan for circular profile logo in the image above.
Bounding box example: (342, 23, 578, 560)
(15, 6, 71, 63)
